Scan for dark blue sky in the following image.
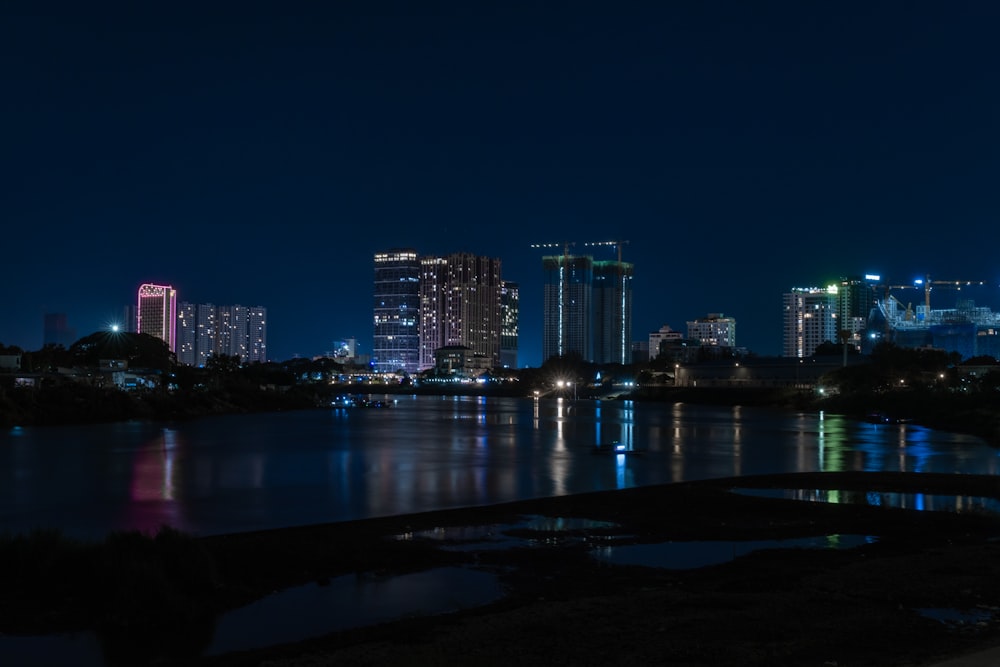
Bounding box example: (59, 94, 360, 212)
(3, 2, 999, 366)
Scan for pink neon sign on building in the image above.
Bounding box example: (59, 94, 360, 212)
(137, 283, 178, 351)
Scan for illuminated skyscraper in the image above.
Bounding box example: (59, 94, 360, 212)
(542, 253, 593, 363)
(419, 253, 502, 370)
(500, 281, 519, 368)
(137, 283, 177, 351)
(217, 305, 249, 360)
(177, 302, 198, 366)
(593, 260, 634, 364)
(838, 275, 880, 350)
(247, 306, 267, 363)
(195, 303, 218, 366)
(783, 286, 838, 358)
(175, 303, 265, 366)
(373, 249, 421, 374)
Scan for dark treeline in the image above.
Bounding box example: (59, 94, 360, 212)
(3, 333, 1000, 444)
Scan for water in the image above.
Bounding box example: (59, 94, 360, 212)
(590, 534, 877, 569)
(205, 566, 504, 655)
(2, 397, 998, 541)
(2, 398, 999, 665)
(734, 488, 1000, 515)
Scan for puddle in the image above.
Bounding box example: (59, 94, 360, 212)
(394, 515, 621, 551)
(206, 566, 504, 655)
(917, 606, 997, 630)
(733, 488, 1000, 515)
(590, 534, 876, 570)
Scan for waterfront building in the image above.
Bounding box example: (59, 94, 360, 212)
(542, 253, 593, 362)
(137, 283, 177, 351)
(838, 275, 880, 350)
(500, 281, 519, 368)
(373, 249, 421, 374)
(593, 260, 634, 364)
(648, 324, 683, 361)
(783, 286, 838, 358)
(686, 313, 736, 348)
(419, 253, 502, 371)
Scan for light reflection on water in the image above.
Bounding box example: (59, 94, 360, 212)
(591, 534, 877, 569)
(1, 398, 998, 540)
(734, 487, 1000, 515)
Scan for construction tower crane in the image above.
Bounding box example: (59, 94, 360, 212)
(914, 274, 987, 314)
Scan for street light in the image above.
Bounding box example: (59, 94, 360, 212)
(557, 379, 576, 400)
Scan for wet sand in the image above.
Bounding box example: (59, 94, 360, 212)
(194, 471, 1000, 667)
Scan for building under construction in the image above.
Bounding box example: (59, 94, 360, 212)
(868, 278, 1000, 359)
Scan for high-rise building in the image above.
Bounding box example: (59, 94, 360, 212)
(122, 304, 137, 333)
(42, 313, 76, 348)
(217, 305, 249, 360)
(687, 313, 737, 348)
(177, 302, 198, 366)
(500, 281, 519, 368)
(175, 303, 266, 366)
(373, 249, 421, 374)
(542, 253, 593, 362)
(593, 259, 634, 364)
(419, 253, 502, 370)
(247, 306, 267, 363)
(195, 303, 218, 366)
(137, 283, 177, 351)
(838, 275, 880, 350)
(783, 286, 838, 358)
(542, 247, 634, 365)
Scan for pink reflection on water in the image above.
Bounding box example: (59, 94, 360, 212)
(124, 428, 184, 534)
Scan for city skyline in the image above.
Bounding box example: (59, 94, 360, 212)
(4, 3, 1000, 365)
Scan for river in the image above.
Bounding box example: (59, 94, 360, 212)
(2, 395, 998, 541)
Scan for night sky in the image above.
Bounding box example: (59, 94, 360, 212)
(3, 2, 999, 366)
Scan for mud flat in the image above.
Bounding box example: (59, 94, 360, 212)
(190, 471, 1000, 667)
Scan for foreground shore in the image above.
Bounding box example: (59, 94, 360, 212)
(173, 471, 1000, 667)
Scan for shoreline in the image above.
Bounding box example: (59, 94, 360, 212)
(194, 471, 1000, 667)
(5, 471, 1000, 666)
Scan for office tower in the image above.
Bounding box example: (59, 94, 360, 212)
(542, 253, 593, 363)
(137, 283, 177, 351)
(687, 313, 737, 348)
(247, 306, 267, 363)
(373, 249, 421, 374)
(593, 259, 634, 364)
(500, 281, 519, 368)
(783, 286, 839, 358)
(177, 302, 198, 366)
(419, 253, 502, 370)
(42, 313, 76, 348)
(195, 303, 218, 366)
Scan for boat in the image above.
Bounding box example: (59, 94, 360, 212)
(591, 441, 641, 456)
